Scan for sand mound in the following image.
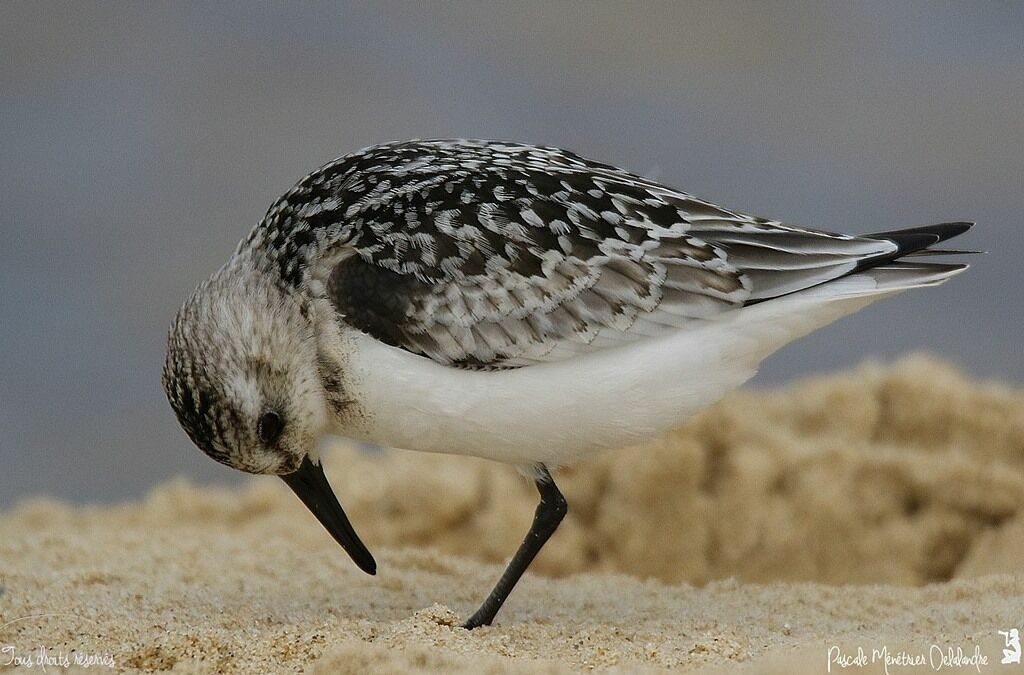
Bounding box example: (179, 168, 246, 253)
(2, 355, 1023, 673)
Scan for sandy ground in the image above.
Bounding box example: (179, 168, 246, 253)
(2, 355, 1024, 673)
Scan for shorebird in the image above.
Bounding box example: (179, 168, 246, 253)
(162, 140, 972, 628)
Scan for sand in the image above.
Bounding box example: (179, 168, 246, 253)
(2, 355, 1024, 673)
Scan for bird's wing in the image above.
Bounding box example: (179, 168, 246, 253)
(280, 141, 898, 368)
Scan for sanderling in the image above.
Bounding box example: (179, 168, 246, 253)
(162, 140, 972, 628)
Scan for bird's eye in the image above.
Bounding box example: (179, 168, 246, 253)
(257, 411, 284, 445)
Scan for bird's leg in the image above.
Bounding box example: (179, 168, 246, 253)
(462, 464, 567, 629)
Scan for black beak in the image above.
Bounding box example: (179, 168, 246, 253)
(280, 455, 377, 575)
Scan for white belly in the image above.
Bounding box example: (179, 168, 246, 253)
(340, 331, 752, 466)
(323, 282, 890, 467)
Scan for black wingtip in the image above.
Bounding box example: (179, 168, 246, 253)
(869, 221, 974, 245)
(884, 232, 941, 256)
(847, 221, 976, 277)
(866, 221, 975, 257)
(934, 221, 975, 240)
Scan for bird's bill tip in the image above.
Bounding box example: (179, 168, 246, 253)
(280, 455, 377, 575)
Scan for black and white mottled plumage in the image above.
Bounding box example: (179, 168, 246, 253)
(231, 140, 967, 372)
(162, 139, 971, 626)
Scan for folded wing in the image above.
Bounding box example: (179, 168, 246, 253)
(307, 141, 970, 369)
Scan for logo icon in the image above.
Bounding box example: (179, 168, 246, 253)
(1000, 628, 1021, 665)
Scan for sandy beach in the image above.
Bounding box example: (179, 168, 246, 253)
(2, 355, 1023, 673)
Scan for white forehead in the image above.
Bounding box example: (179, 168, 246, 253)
(226, 370, 262, 419)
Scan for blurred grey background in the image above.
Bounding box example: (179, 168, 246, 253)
(2, 2, 1022, 506)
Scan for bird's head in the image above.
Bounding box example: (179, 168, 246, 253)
(162, 264, 376, 574)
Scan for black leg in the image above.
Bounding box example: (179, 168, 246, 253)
(462, 464, 567, 629)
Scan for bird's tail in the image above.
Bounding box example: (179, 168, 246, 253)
(763, 221, 975, 313)
(710, 222, 975, 368)
(849, 221, 974, 293)
(696, 220, 975, 306)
